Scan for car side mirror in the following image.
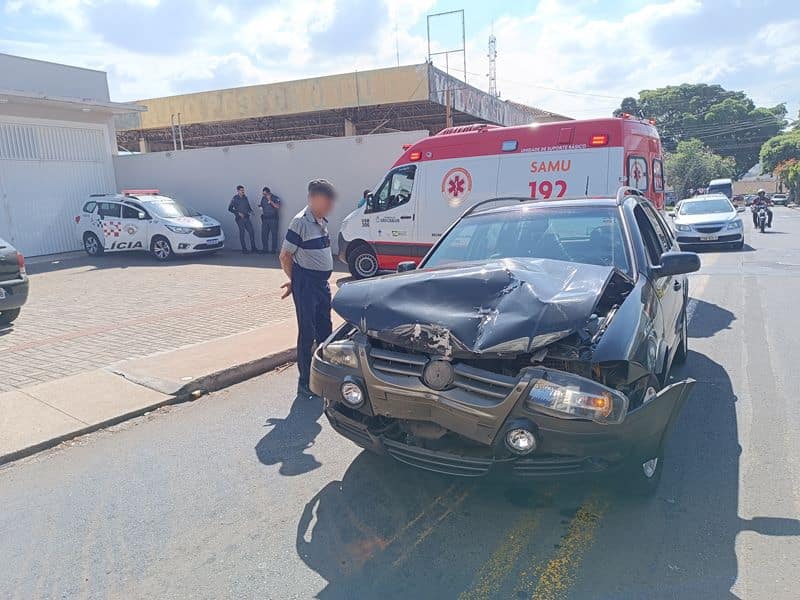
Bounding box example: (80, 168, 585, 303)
(137, 211, 147, 220)
(397, 261, 416, 273)
(653, 251, 700, 278)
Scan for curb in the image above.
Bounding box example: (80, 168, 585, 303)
(0, 345, 297, 467)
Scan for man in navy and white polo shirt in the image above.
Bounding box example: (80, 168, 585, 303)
(279, 179, 336, 398)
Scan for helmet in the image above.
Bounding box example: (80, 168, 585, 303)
(757, 189, 766, 194)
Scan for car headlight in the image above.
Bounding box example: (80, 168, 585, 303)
(165, 225, 194, 234)
(727, 220, 742, 230)
(674, 223, 692, 232)
(321, 340, 358, 368)
(525, 369, 628, 424)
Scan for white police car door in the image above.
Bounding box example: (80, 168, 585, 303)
(96, 201, 124, 251)
(118, 203, 149, 252)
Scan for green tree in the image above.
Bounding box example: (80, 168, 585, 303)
(760, 130, 800, 173)
(615, 83, 785, 176)
(664, 139, 736, 198)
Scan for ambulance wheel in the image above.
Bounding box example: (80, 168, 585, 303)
(348, 244, 379, 279)
(151, 236, 173, 261)
(83, 232, 103, 256)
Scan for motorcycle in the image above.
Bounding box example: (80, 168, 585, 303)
(753, 205, 769, 233)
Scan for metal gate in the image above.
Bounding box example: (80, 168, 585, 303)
(0, 118, 116, 256)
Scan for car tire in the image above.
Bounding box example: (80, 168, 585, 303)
(83, 232, 103, 256)
(622, 453, 664, 497)
(348, 244, 379, 279)
(733, 240, 744, 250)
(0, 308, 21, 325)
(151, 236, 173, 261)
(673, 307, 688, 365)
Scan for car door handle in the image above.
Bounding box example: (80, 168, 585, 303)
(672, 280, 682, 291)
(400, 215, 413, 220)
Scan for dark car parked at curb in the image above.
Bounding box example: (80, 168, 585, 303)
(0, 236, 29, 326)
(311, 188, 699, 495)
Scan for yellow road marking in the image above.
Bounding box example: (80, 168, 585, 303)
(459, 511, 540, 600)
(528, 495, 608, 600)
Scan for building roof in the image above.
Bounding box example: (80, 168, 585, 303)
(0, 88, 145, 115)
(116, 64, 568, 151)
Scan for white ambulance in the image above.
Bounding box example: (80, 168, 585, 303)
(338, 116, 665, 278)
(76, 189, 225, 261)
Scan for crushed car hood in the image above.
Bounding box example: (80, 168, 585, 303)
(333, 258, 618, 357)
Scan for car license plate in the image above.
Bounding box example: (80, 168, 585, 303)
(700, 235, 718, 241)
(207, 239, 219, 245)
(0, 288, 6, 299)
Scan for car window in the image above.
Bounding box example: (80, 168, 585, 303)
(365, 165, 416, 214)
(82, 201, 97, 213)
(97, 202, 121, 218)
(424, 205, 630, 274)
(122, 205, 139, 219)
(642, 203, 673, 251)
(634, 205, 663, 264)
(627, 156, 649, 192)
(678, 198, 732, 214)
(652, 159, 664, 192)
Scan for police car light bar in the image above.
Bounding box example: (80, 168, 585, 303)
(122, 189, 160, 196)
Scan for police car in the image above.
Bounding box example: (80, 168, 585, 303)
(76, 189, 224, 261)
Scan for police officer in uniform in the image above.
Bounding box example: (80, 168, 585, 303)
(280, 179, 336, 398)
(228, 185, 257, 253)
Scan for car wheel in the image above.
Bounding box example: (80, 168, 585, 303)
(348, 244, 379, 279)
(673, 307, 688, 365)
(0, 308, 21, 325)
(733, 240, 744, 250)
(83, 232, 103, 256)
(151, 236, 173, 261)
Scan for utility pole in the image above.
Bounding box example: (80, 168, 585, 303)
(488, 33, 498, 98)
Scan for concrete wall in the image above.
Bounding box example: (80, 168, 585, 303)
(125, 65, 430, 131)
(0, 53, 110, 101)
(113, 131, 428, 251)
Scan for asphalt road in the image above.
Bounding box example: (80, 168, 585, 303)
(2, 208, 799, 599)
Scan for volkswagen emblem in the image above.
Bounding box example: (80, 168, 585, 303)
(422, 358, 454, 391)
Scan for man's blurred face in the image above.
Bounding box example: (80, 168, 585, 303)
(238, 188, 245, 196)
(309, 192, 335, 218)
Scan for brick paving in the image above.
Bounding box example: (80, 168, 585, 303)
(0, 251, 345, 392)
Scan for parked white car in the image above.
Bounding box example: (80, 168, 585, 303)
(671, 194, 744, 250)
(77, 190, 224, 260)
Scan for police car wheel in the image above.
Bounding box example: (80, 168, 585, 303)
(348, 245, 378, 279)
(0, 308, 21, 325)
(83, 233, 103, 256)
(151, 236, 173, 261)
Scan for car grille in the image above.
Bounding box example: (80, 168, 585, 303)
(383, 439, 493, 477)
(368, 346, 517, 400)
(194, 226, 221, 238)
(511, 456, 594, 477)
(694, 225, 722, 233)
(677, 233, 740, 243)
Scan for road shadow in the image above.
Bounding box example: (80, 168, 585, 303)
(255, 394, 324, 476)
(688, 298, 736, 339)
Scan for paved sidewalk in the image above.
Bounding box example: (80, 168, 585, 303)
(0, 250, 347, 464)
(1, 251, 345, 392)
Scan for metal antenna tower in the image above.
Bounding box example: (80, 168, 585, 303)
(487, 33, 498, 98)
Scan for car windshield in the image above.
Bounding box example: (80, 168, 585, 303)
(423, 205, 630, 274)
(148, 200, 200, 218)
(679, 199, 732, 215)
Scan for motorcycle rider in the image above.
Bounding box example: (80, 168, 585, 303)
(752, 189, 773, 229)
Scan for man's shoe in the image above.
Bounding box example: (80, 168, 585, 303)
(297, 382, 316, 398)
(242, 248, 251, 254)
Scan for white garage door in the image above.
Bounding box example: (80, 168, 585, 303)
(0, 117, 116, 256)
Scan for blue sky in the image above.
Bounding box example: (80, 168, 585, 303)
(1, 0, 798, 119)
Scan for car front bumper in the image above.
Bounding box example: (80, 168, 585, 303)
(0, 276, 29, 311)
(172, 234, 225, 254)
(675, 231, 743, 245)
(311, 336, 695, 480)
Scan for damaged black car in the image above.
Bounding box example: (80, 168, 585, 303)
(311, 189, 700, 494)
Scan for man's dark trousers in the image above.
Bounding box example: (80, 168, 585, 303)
(237, 216, 257, 250)
(262, 217, 279, 253)
(291, 264, 332, 388)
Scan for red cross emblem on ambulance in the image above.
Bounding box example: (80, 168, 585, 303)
(441, 167, 473, 208)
